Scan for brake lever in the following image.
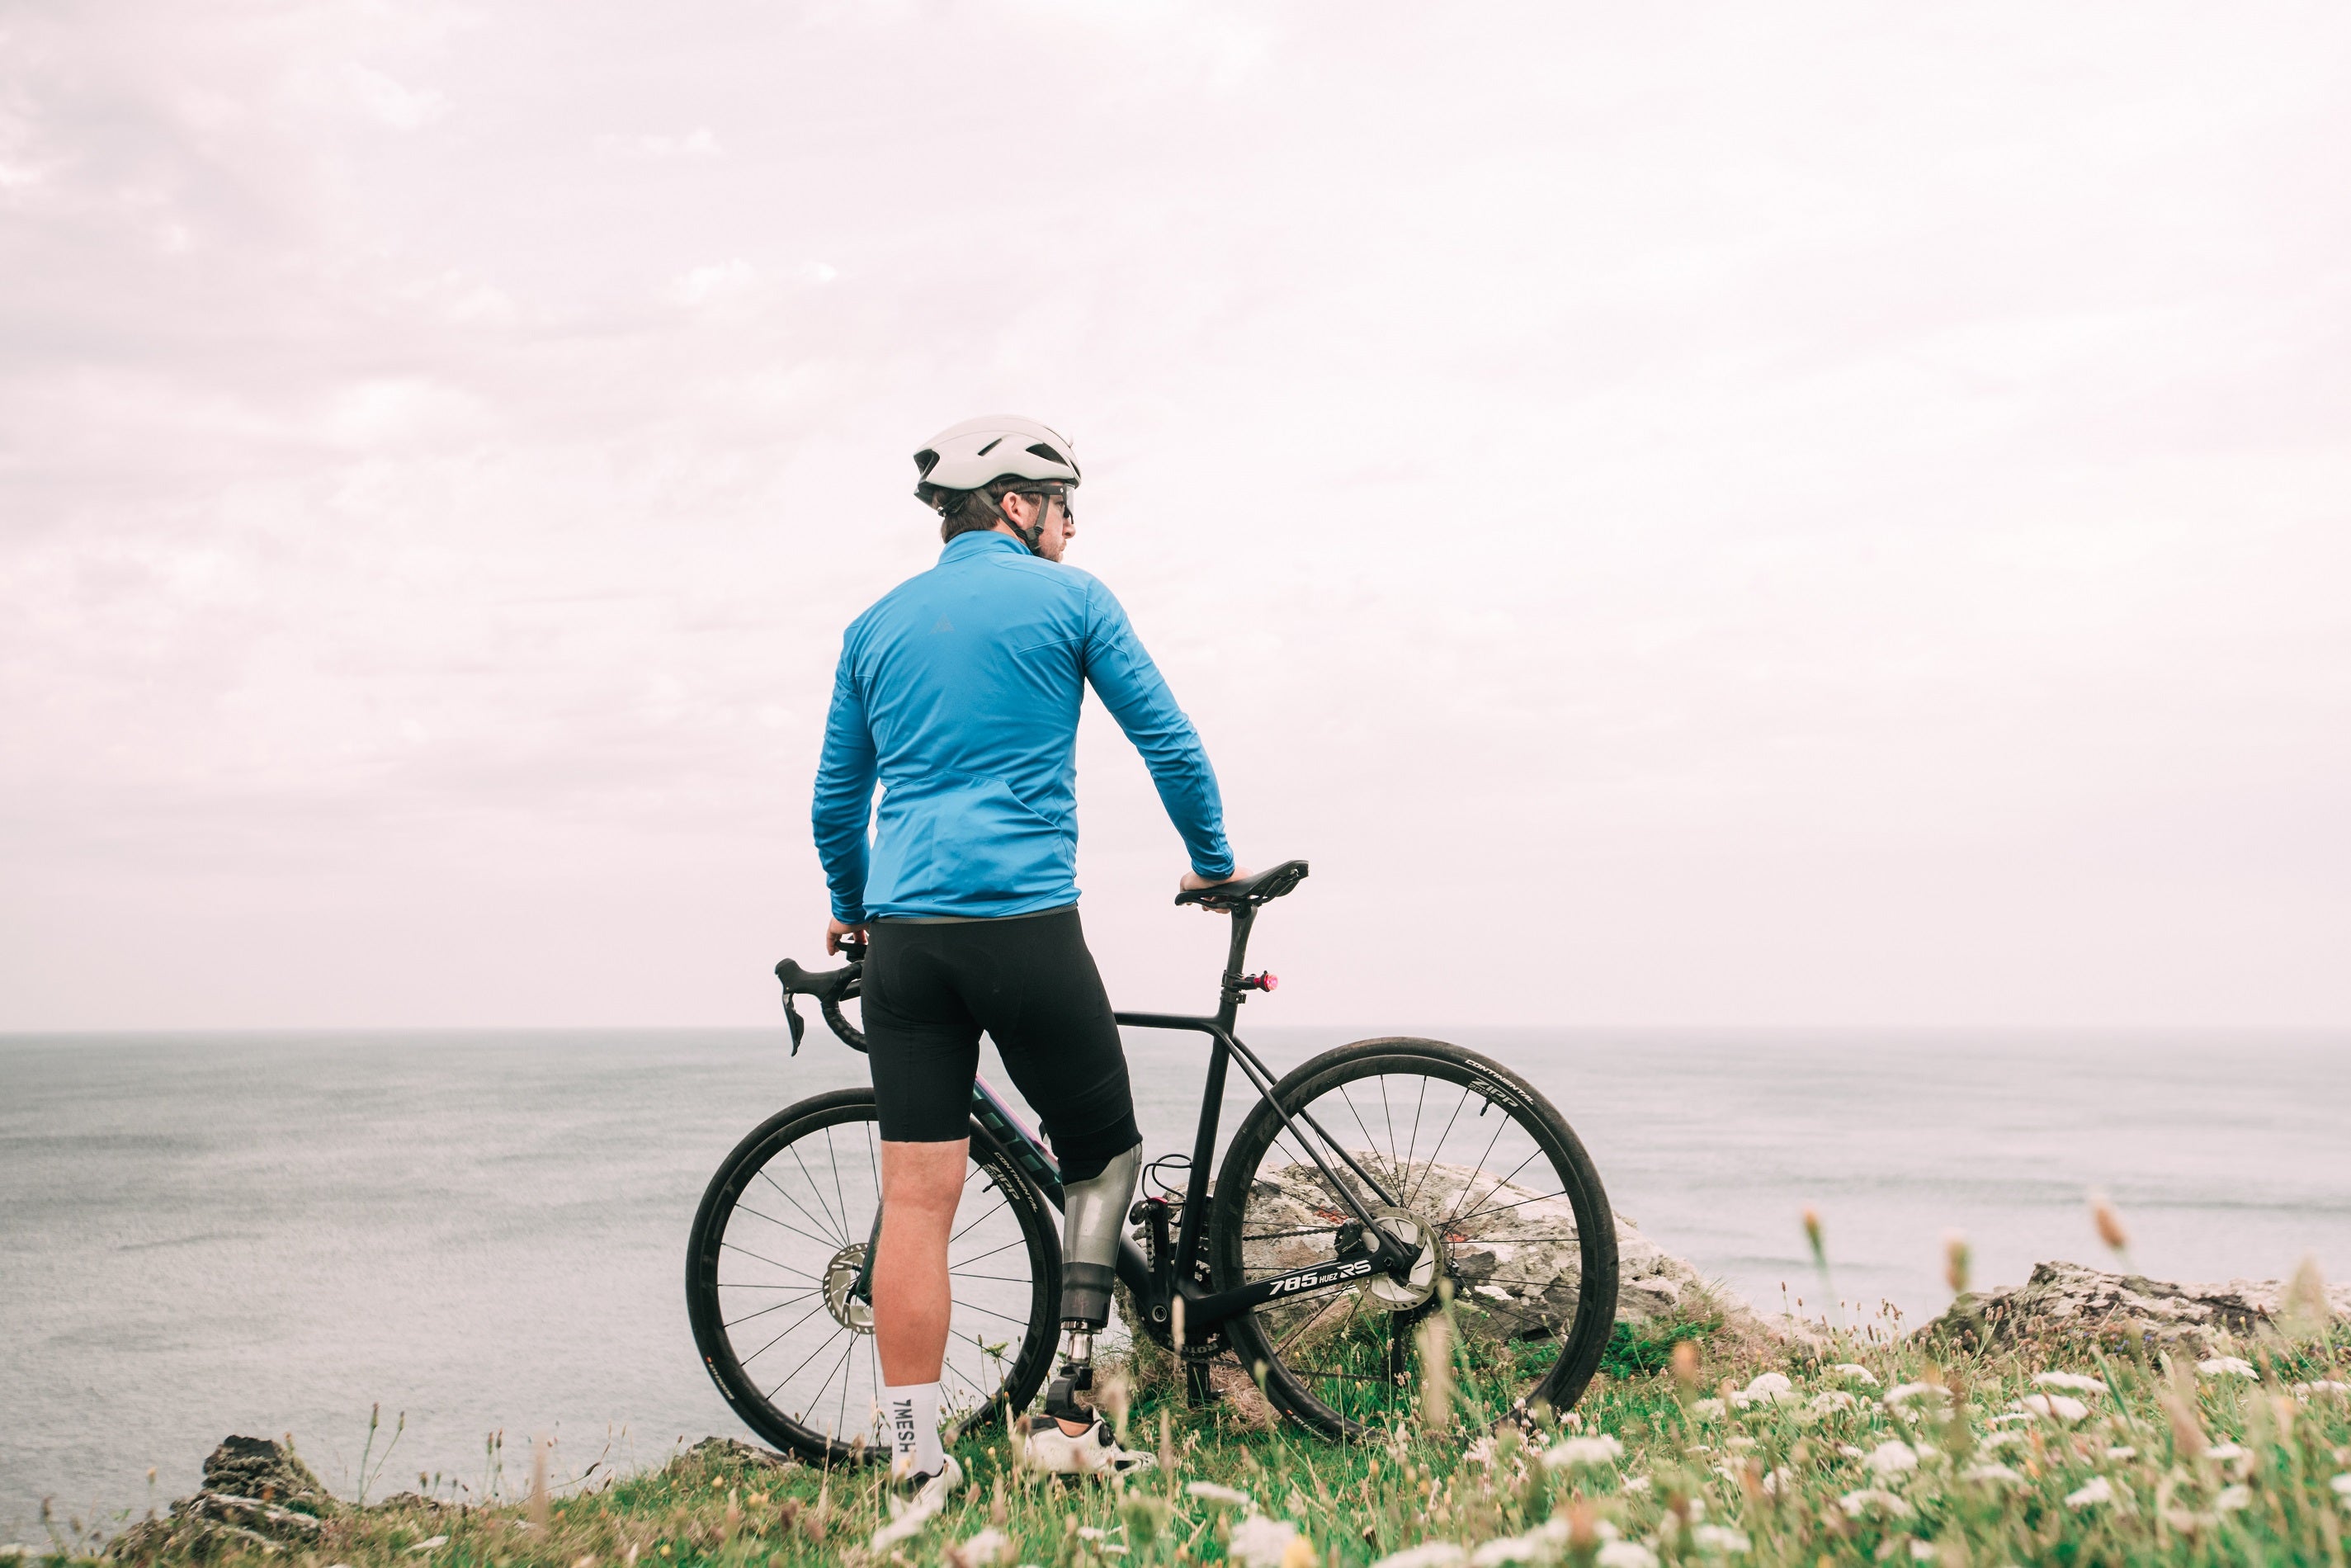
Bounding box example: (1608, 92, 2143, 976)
(783, 992, 806, 1056)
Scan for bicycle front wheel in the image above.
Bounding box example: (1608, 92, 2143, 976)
(1211, 1038, 1618, 1440)
(686, 1089, 1059, 1462)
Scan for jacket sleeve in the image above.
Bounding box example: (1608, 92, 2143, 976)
(1080, 579, 1236, 877)
(810, 637, 879, 923)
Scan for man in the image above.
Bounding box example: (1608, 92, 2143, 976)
(811, 415, 1246, 1504)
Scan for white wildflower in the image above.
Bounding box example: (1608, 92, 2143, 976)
(2198, 1357, 2258, 1381)
(2333, 1473, 2351, 1496)
(1882, 1382, 1936, 1407)
(1371, 1545, 1467, 1568)
(1760, 1469, 1787, 1496)
(1690, 1399, 1726, 1421)
(1985, 1412, 2035, 1428)
(1979, 1432, 2024, 1451)
(1470, 1520, 1569, 1566)
(1810, 1391, 1857, 1414)
(1962, 1462, 2023, 1485)
(1623, 1476, 1653, 1494)
(1909, 1544, 1938, 1563)
(1690, 1524, 1749, 1554)
(2214, 1485, 2252, 1513)
(1831, 1363, 1881, 1386)
(1078, 1528, 1107, 1542)
(1228, 1515, 1301, 1568)
(404, 1539, 450, 1556)
(2065, 1476, 2115, 1509)
(1595, 1544, 1659, 1568)
(1185, 1482, 1252, 1507)
(1839, 1489, 1914, 1519)
(1542, 1435, 1625, 1471)
(1463, 1436, 1497, 1469)
(2015, 1394, 2089, 1424)
(871, 1491, 943, 1551)
(2203, 1443, 2246, 1462)
(2105, 1447, 2137, 1460)
(953, 1528, 1009, 1566)
(1867, 1441, 1919, 1476)
(2294, 1381, 2349, 1400)
(2032, 1372, 2105, 1395)
(1837, 1444, 1867, 1459)
(1726, 1436, 1758, 1452)
(1742, 1372, 1796, 1405)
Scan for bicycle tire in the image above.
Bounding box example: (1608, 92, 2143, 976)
(686, 1088, 1060, 1462)
(1210, 1038, 1618, 1440)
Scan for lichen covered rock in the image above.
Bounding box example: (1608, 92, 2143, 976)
(1920, 1259, 2351, 1353)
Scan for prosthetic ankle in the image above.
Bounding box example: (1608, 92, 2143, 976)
(1044, 1141, 1141, 1424)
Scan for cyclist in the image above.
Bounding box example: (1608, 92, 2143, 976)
(811, 415, 1248, 1502)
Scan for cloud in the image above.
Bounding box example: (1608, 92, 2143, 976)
(342, 64, 448, 130)
(600, 126, 722, 158)
(2, 0, 2349, 1027)
(663, 257, 754, 307)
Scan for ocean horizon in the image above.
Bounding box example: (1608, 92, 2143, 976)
(5, 1025, 2347, 1534)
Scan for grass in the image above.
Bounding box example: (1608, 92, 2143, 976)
(49, 1315, 2346, 1568)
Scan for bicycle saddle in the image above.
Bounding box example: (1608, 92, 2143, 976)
(1173, 858, 1309, 910)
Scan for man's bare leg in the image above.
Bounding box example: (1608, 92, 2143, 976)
(875, 1138, 967, 1481)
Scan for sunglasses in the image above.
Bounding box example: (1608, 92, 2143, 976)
(1016, 486, 1075, 522)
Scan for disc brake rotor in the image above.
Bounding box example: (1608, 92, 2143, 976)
(822, 1244, 876, 1334)
(1362, 1206, 1447, 1312)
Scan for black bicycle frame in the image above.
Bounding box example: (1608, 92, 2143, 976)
(959, 904, 1424, 1344)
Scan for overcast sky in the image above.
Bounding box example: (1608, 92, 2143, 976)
(4, 2, 2348, 1030)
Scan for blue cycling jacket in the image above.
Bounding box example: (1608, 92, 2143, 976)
(813, 531, 1235, 923)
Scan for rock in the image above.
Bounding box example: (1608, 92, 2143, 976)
(685, 1436, 795, 1471)
(197, 1436, 338, 1514)
(1919, 1259, 2351, 1353)
(1239, 1159, 1805, 1352)
(109, 1437, 338, 1562)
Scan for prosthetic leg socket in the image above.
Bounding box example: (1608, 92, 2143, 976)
(1043, 1141, 1141, 1424)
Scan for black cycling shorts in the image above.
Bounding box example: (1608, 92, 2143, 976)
(861, 905, 1140, 1183)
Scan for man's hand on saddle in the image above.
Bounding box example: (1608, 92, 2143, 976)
(825, 917, 868, 956)
(1178, 866, 1253, 906)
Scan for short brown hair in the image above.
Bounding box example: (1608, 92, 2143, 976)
(933, 476, 1025, 542)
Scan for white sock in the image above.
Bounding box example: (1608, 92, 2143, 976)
(880, 1381, 944, 1480)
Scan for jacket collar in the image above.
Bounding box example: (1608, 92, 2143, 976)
(939, 530, 1031, 564)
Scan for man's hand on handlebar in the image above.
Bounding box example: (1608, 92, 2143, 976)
(826, 917, 868, 956)
(1178, 866, 1252, 907)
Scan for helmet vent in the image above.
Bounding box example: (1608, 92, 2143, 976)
(1026, 443, 1068, 465)
(975, 437, 1004, 456)
(913, 449, 940, 476)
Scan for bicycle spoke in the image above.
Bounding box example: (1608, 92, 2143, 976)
(947, 1197, 1012, 1249)
(1404, 1084, 1475, 1211)
(761, 1164, 849, 1249)
(1445, 1144, 1544, 1232)
(721, 1290, 821, 1330)
(784, 1143, 848, 1244)
(824, 1127, 853, 1254)
(1375, 1075, 1401, 1179)
(718, 1240, 824, 1282)
(725, 1203, 841, 1255)
(951, 1296, 1036, 1329)
(948, 1234, 1028, 1269)
(749, 1306, 840, 1378)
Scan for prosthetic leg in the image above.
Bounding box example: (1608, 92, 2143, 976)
(1022, 1143, 1155, 1477)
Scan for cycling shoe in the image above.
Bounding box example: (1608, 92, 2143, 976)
(1020, 1416, 1157, 1481)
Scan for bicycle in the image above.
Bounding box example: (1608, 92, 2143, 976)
(686, 860, 1619, 1461)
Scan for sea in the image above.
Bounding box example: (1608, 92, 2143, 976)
(3, 1027, 2347, 1535)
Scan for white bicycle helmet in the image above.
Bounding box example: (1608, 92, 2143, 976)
(913, 414, 1080, 502)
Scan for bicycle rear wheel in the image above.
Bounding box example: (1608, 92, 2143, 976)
(1211, 1038, 1618, 1440)
(686, 1089, 1059, 1462)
